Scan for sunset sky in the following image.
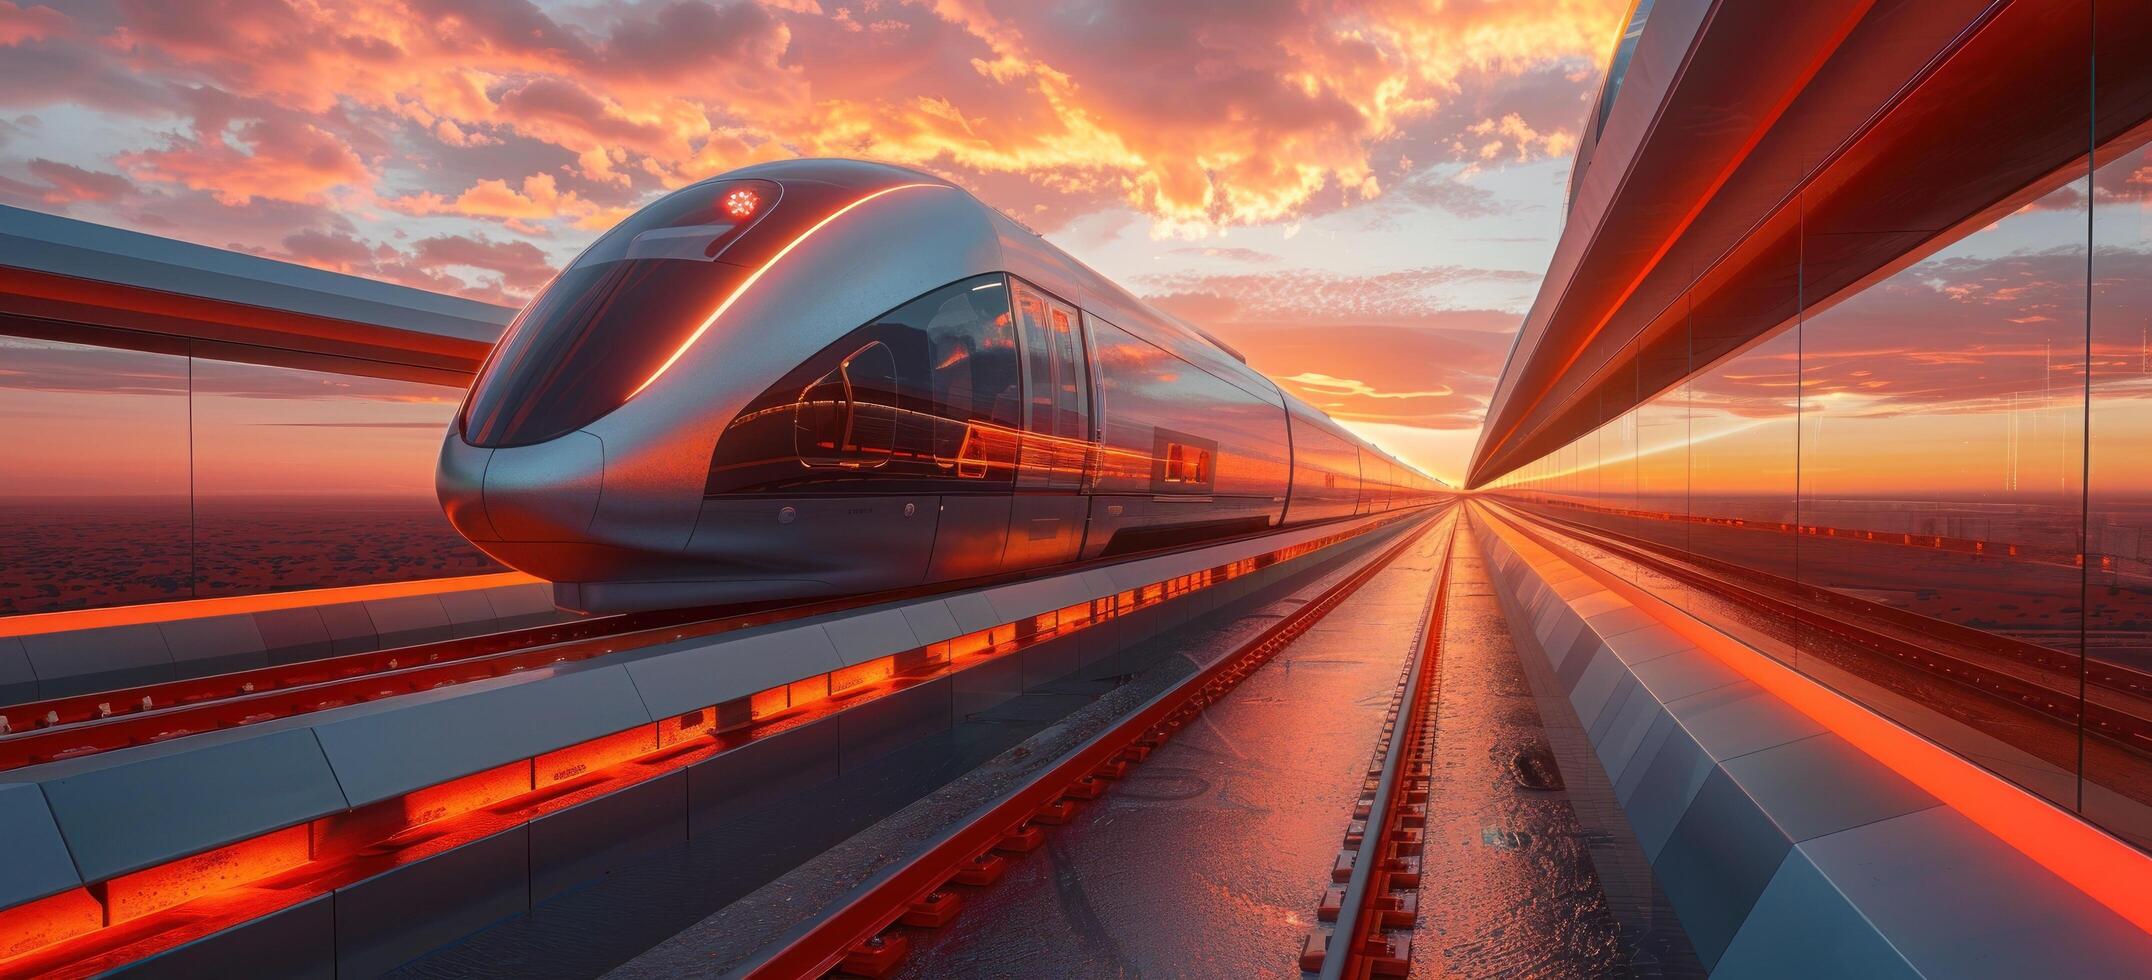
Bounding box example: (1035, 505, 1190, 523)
(0, 0, 1633, 483)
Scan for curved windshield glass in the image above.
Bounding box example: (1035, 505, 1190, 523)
(459, 178, 780, 447)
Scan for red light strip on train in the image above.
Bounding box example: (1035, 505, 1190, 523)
(0, 512, 1429, 975)
(629, 182, 947, 398)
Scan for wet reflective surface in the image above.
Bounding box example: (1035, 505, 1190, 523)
(891, 514, 1659, 978)
(1407, 518, 1644, 979)
(890, 520, 1452, 978)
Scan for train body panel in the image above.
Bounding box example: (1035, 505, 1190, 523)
(439, 159, 1444, 613)
(1281, 394, 1363, 525)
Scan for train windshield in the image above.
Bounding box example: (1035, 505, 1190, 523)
(459, 178, 782, 448)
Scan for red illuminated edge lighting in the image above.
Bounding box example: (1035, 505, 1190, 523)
(0, 510, 1431, 975)
(0, 572, 541, 640)
(1472, 500, 2152, 935)
(629, 182, 948, 398)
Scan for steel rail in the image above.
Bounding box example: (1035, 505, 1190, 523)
(1317, 514, 1449, 980)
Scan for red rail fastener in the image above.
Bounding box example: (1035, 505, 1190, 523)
(1031, 800, 1078, 825)
(951, 852, 1006, 887)
(1063, 777, 1105, 800)
(900, 890, 963, 928)
(994, 822, 1045, 854)
(835, 933, 909, 977)
(1298, 931, 1330, 972)
(1318, 885, 1346, 921)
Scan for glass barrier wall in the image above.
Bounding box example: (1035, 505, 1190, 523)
(1489, 5, 2152, 849)
(0, 335, 500, 615)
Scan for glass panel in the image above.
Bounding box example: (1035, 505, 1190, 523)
(460, 178, 780, 447)
(0, 337, 192, 614)
(707, 274, 1017, 494)
(2086, 123, 2152, 846)
(1681, 328, 1801, 652)
(189, 359, 499, 598)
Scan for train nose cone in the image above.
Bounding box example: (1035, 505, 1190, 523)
(479, 430, 606, 542)
(437, 434, 496, 542)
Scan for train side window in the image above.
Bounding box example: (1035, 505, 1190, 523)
(795, 340, 897, 467)
(924, 277, 1022, 477)
(707, 273, 1020, 495)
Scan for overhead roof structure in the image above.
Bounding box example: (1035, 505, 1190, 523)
(1469, 0, 2152, 487)
(0, 203, 515, 384)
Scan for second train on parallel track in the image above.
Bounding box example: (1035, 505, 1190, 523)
(438, 159, 1445, 613)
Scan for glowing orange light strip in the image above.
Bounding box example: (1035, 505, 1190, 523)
(629, 182, 947, 398)
(1474, 501, 2152, 935)
(0, 572, 540, 640)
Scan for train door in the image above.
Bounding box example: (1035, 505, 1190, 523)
(1003, 278, 1090, 569)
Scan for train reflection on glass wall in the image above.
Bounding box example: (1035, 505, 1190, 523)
(1487, 11, 2152, 851)
(439, 159, 1442, 618)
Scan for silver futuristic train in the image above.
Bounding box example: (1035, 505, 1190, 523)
(438, 159, 1445, 613)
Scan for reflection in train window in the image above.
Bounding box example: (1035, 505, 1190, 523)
(795, 341, 897, 468)
(708, 274, 1022, 494)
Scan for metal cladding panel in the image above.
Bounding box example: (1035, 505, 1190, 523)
(159, 613, 269, 674)
(895, 600, 962, 646)
(19, 623, 174, 697)
(820, 607, 920, 666)
(1568, 645, 1627, 728)
(1624, 724, 1717, 861)
(979, 576, 1094, 624)
(315, 602, 381, 653)
(333, 825, 530, 978)
(529, 771, 687, 904)
(314, 664, 652, 807)
(1591, 683, 1664, 779)
(951, 649, 1026, 719)
(361, 595, 452, 642)
(1649, 767, 1794, 966)
(1626, 646, 1740, 704)
(0, 782, 79, 909)
(0, 637, 36, 705)
(435, 589, 498, 626)
(836, 676, 952, 771)
(251, 607, 333, 664)
(1713, 846, 1921, 980)
(1663, 680, 1826, 763)
(486, 583, 561, 620)
(1785, 806, 2152, 976)
(36, 729, 348, 882)
(687, 717, 840, 831)
(1020, 633, 1082, 689)
(1583, 605, 1657, 640)
(1717, 733, 1937, 844)
(1586, 675, 1641, 745)
(942, 592, 1001, 635)
(622, 625, 842, 720)
(1600, 624, 1693, 668)
(122, 892, 336, 980)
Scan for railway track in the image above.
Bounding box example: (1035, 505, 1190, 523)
(1301, 513, 1448, 979)
(736, 512, 1447, 978)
